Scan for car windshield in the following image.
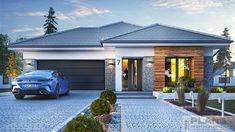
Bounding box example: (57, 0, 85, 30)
(24, 71, 52, 77)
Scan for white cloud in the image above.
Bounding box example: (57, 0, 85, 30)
(15, 0, 110, 21)
(15, 11, 46, 17)
(70, 6, 110, 17)
(56, 11, 70, 20)
(150, 0, 223, 14)
(11, 27, 44, 36)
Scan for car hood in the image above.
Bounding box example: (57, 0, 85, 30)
(16, 75, 51, 80)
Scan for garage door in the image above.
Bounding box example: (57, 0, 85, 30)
(37, 60, 105, 90)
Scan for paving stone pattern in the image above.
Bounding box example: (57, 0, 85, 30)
(0, 91, 99, 132)
(119, 99, 228, 132)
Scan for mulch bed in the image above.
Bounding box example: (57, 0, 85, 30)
(167, 100, 230, 116)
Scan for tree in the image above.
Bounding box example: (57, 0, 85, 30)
(5, 53, 21, 78)
(0, 34, 10, 75)
(214, 28, 232, 71)
(43, 7, 58, 34)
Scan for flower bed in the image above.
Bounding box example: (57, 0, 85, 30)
(81, 104, 121, 132)
(61, 90, 121, 132)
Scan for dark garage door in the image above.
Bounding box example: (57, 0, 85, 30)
(37, 60, 105, 90)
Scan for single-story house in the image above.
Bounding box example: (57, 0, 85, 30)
(214, 63, 235, 86)
(9, 21, 233, 91)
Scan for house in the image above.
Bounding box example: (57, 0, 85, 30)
(9, 22, 233, 91)
(214, 64, 235, 86)
(0, 75, 10, 88)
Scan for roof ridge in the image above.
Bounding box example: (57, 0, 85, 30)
(157, 23, 232, 41)
(102, 23, 159, 42)
(10, 27, 98, 45)
(99, 21, 142, 28)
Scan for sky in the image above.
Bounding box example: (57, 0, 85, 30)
(1, 0, 235, 59)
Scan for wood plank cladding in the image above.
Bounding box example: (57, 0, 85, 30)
(154, 47, 204, 91)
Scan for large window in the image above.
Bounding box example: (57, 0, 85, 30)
(165, 57, 192, 87)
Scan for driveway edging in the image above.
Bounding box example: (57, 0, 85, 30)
(51, 103, 90, 132)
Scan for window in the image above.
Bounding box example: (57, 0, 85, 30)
(219, 76, 230, 83)
(165, 57, 192, 87)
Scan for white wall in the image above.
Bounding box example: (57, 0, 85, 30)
(115, 48, 154, 57)
(23, 49, 115, 60)
(214, 75, 235, 86)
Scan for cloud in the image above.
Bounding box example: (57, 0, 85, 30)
(70, 6, 110, 17)
(15, 0, 110, 20)
(11, 27, 44, 36)
(150, 0, 223, 14)
(15, 11, 46, 17)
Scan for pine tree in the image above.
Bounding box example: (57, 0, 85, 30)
(0, 34, 10, 75)
(5, 53, 21, 78)
(214, 28, 232, 71)
(43, 7, 58, 34)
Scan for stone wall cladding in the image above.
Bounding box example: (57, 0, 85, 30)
(154, 47, 204, 91)
(142, 57, 154, 91)
(105, 59, 115, 90)
(204, 56, 213, 88)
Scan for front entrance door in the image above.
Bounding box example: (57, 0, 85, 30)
(122, 59, 142, 91)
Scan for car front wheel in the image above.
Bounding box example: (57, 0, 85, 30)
(14, 94, 25, 100)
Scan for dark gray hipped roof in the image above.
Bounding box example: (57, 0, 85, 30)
(9, 22, 233, 48)
(102, 23, 233, 44)
(9, 21, 142, 48)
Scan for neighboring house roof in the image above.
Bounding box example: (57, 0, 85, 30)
(214, 64, 235, 76)
(8, 21, 142, 48)
(102, 23, 233, 44)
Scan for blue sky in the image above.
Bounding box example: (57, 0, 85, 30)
(1, 0, 235, 56)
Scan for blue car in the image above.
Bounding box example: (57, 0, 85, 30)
(12, 70, 69, 99)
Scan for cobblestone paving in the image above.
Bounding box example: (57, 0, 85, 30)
(119, 99, 230, 132)
(0, 91, 99, 132)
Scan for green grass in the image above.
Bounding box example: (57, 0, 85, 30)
(0, 88, 11, 93)
(207, 100, 235, 114)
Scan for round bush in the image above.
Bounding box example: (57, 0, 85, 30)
(210, 87, 223, 93)
(64, 115, 102, 132)
(100, 90, 117, 104)
(90, 98, 111, 116)
(226, 87, 235, 93)
(163, 87, 173, 93)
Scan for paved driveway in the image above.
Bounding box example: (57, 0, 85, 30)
(119, 99, 231, 132)
(0, 91, 100, 132)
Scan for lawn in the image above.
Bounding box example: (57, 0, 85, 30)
(0, 88, 11, 93)
(207, 100, 235, 114)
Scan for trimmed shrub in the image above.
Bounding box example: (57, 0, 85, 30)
(226, 87, 235, 93)
(194, 86, 203, 93)
(184, 87, 190, 93)
(100, 90, 117, 104)
(90, 98, 111, 116)
(163, 87, 173, 93)
(176, 87, 185, 104)
(64, 115, 103, 132)
(178, 77, 196, 88)
(210, 87, 223, 93)
(197, 89, 210, 112)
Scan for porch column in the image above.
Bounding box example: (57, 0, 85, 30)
(115, 56, 122, 91)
